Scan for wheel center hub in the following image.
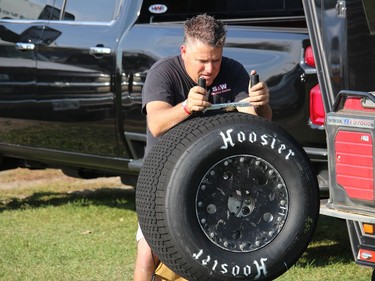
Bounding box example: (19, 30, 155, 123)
(195, 155, 288, 252)
(227, 189, 255, 218)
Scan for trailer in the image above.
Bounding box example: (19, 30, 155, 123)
(303, 0, 375, 278)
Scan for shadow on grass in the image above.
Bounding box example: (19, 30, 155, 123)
(297, 215, 354, 268)
(0, 187, 136, 213)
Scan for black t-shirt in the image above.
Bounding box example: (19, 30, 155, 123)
(142, 55, 250, 155)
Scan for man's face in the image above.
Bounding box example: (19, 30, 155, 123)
(181, 39, 223, 87)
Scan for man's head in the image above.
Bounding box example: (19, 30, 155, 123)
(181, 14, 227, 86)
(183, 14, 226, 47)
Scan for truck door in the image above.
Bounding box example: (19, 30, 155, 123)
(303, 0, 375, 109)
(302, 0, 349, 111)
(0, 0, 47, 146)
(34, 0, 135, 157)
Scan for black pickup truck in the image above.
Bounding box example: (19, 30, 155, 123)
(0, 0, 326, 188)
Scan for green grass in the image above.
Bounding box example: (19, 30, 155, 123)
(0, 169, 137, 281)
(277, 216, 372, 281)
(0, 168, 373, 280)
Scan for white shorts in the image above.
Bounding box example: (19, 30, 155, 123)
(136, 223, 144, 241)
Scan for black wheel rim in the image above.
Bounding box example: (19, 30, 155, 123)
(195, 155, 289, 253)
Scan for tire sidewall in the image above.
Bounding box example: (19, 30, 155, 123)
(162, 118, 318, 280)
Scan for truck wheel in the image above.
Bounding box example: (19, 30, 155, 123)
(136, 111, 319, 281)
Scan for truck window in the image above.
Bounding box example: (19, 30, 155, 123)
(0, 0, 50, 20)
(362, 0, 375, 35)
(138, 0, 304, 23)
(62, 0, 122, 22)
(0, 0, 122, 22)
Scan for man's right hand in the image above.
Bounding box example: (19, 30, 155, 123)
(184, 85, 211, 113)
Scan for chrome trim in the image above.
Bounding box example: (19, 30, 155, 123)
(304, 146, 327, 157)
(15, 42, 35, 51)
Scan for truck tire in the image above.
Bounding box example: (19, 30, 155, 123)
(136, 111, 319, 281)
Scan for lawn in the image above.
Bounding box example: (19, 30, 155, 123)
(0, 168, 372, 280)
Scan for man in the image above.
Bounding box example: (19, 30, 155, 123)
(134, 14, 271, 281)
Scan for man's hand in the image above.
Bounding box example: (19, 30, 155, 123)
(146, 83, 211, 137)
(248, 70, 269, 108)
(184, 85, 211, 113)
(248, 80, 270, 108)
(237, 70, 272, 120)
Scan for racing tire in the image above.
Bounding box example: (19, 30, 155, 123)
(136, 111, 319, 281)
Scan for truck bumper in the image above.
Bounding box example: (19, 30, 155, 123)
(321, 199, 375, 268)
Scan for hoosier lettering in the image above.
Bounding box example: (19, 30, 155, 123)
(219, 129, 295, 160)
